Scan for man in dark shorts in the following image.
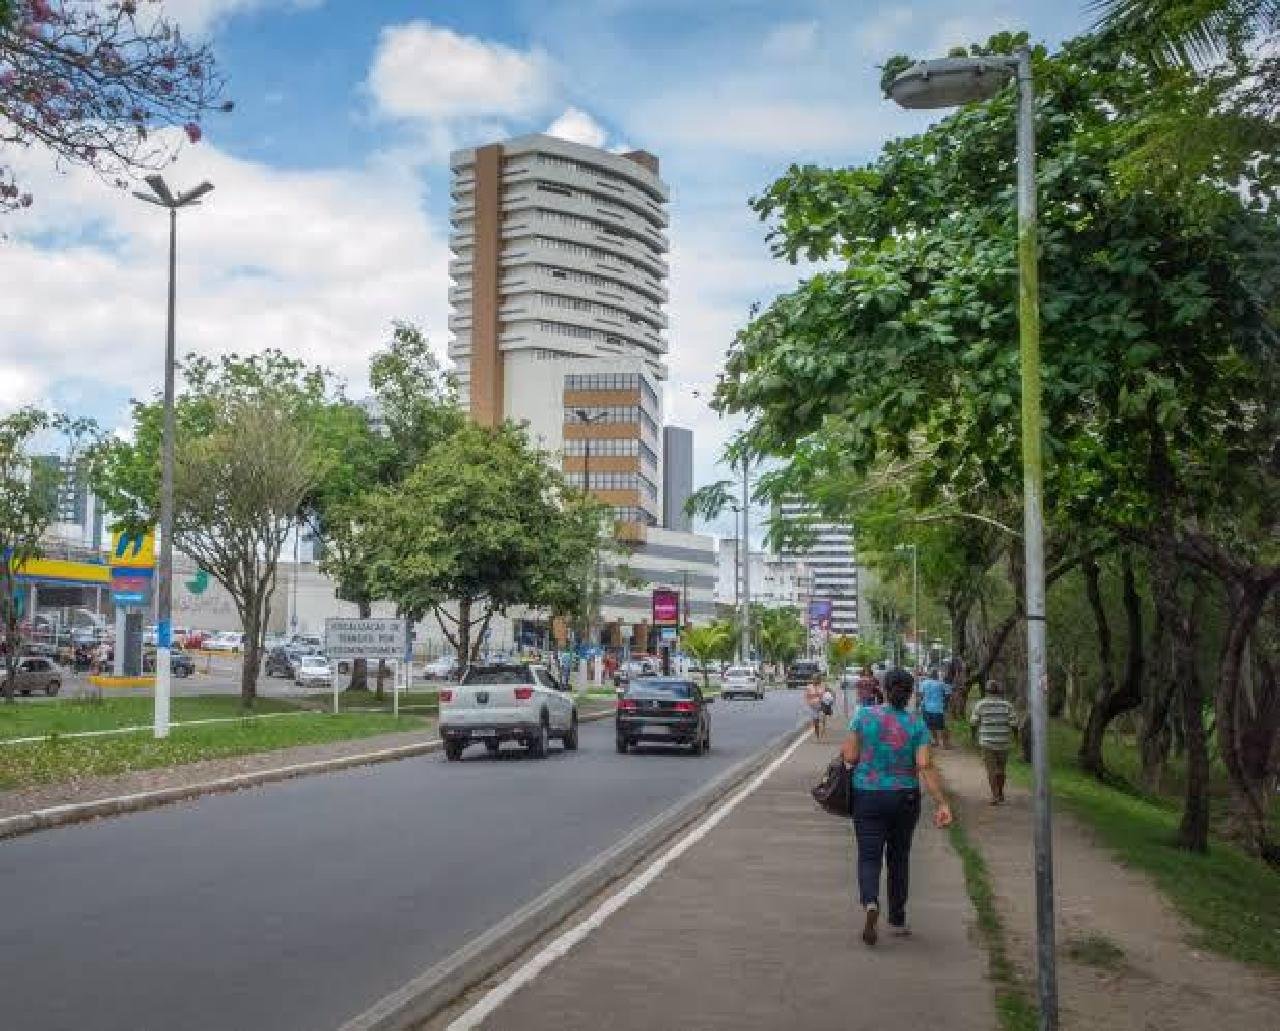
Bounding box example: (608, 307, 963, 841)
(970, 680, 1017, 804)
(918, 668, 951, 748)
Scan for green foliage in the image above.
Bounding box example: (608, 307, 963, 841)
(681, 622, 734, 689)
(878, 54, 914, 96)
(827, 634, 857, 672)
(364, 422, 604, 665)
(757, 606, 806, 667)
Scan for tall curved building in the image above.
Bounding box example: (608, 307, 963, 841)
(449, 134, 670, 534)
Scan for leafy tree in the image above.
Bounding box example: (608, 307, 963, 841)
(680, 621, 732, 691)
(94, 351, 328, 707)
(827, 634, 857, 675)
(0, 407, 95, 701)
(756, 605, 805, 671)
(364, 423, 604, 667)
(0, 0, 232, 213)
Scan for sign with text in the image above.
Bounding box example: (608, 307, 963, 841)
(324, 618, 408, 661)
(652, 588, 680, 626)
(111, 567, 153, 606)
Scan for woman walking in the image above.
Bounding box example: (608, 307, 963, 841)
(804, 674, 825, 739)
(841, 668, 952, 945)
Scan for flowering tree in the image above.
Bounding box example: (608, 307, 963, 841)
(0, 0, 230, 213)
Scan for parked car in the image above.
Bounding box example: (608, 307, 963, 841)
(422, 655, 459, 681)
(439, 663, 577, 761)
(289, 634, 323, 652)
(143, 646, 195, 678)
(721, 664, 763, 701)
(786, 660, 823, 690)
(612, 657, 657, 687)
(294, 654, 333, 687)
(615, 677, 711, 755)
(2, 655, 62, 696)
(205, 631, 245, 653)
(263, 634, 288, 652)
(263, 646, 295, 678)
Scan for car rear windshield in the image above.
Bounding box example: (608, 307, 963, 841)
(726, 667, 753, 676)
(627, 679, 693, 699)
(791, 662, 819, 674)
(463, 666, 532, 685)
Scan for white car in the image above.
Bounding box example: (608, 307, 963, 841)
(205, 631, 245, 653)
(721, 665, 763, 701)
(439, 663, 578, 761)
(422, 655, 459, 681)
(294, 654, 332, 687)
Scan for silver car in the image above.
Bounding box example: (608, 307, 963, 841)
(3, 655, 62, 697)
(295, 654, 333, 687)
(721, 664, 763, 701)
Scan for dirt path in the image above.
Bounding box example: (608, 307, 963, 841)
(940, 749, 1279, 1030)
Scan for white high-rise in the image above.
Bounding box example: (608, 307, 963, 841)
(777, 499, 861, 635)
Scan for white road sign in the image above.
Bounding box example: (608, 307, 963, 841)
(325, 618, 408, 661)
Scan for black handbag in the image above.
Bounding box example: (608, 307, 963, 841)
(811, 756, 851, 816)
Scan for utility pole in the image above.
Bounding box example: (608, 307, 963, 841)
(739, 458, 751, 665)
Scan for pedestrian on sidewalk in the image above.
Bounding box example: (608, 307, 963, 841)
(804, 674, 826, 740)
(853, 664, 883, 719)
(969, 680, 1017, 805)
(841, 668, 953, 946)
(918, 667, 952, 749)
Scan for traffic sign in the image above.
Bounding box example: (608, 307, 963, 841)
(324, 618, 408, 661)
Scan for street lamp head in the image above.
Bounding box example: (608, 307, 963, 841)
(144, 174, 176, 205)
(177, 181, 215, 207)
(887, 56, 1014, 110)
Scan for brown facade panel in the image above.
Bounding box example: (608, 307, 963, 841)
(561, 456, 640, 474)
(614, 521, 649, 544)
(562, 389, 642, 407)
(563, 423, 641, 440)
(592, 489, 641, 506)
(469, 144, 504, 427)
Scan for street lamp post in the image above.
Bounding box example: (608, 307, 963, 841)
(894, 543, 918, 669)
(133, 174, 213, 740)
(739, 457, 751, 665)
(572, 408, 608, 680)
(888, 47, 1057, 1031)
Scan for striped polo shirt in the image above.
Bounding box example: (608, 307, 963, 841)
(970, 697, 1016, 750)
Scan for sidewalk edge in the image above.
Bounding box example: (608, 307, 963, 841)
(0, 709, 616, 842)
(339, 723, 807, 1031)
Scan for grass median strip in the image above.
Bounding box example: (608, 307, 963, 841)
(947, 816, 1038, 1031)
(0, 706, 431, 791)
(0, 695, 302, 740)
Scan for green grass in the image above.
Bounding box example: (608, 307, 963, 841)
(0, 710, 430, 790)
(1007, 720, 1280, 971)
(948, 816, 1038, 1031)
(0, 695, 302, 740)
(1064, 933, 1126, 971)
(339, 689, 440, 713)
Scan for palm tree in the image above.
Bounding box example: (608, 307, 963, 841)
(681, 623, 733, 692)
(1093, 0, 1280, 68)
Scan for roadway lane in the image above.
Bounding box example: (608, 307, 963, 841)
(0, 690, 805, 1031)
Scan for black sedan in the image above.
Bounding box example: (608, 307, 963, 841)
(615, 677, 711, 755)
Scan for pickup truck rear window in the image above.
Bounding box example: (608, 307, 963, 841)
(463, 668, 532, 685)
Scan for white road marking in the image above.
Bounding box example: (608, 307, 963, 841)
(446, 728, 810, 1030)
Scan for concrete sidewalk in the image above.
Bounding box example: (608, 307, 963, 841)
(444, 731, 995, 1031)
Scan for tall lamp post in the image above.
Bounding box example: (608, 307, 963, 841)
(133, 174, 213, 740)
(738, 457, 752, 665)
(894, 543, 919, 669)
(887, 47, 1057, 1030)
(572, 408, 608, 679)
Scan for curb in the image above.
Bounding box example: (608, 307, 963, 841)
(338, 722, 807, 1031)
(0, 707, 617, 843)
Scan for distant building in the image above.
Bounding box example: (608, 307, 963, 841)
(775, 499, 860, 635)
(662, 426, 693, 532)
(716, 540, 803, 610)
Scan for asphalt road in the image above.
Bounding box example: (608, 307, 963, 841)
(0, 690, 805, 1031)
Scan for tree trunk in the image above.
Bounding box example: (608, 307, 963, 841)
(1141, 549, 1179, 793)
(1177, 581, 1210, 852)
(1079, 553, 1144, 778)
(1216, 582, 1279, 859)
(240, 600, 262, 710)
(349, 597, 372, 692)
(456, 596, 471, 669)
(374, 659, 387, 700)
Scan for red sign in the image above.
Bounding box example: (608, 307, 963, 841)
(652, 589, 680, 626)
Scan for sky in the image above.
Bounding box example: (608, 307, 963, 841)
(1, 0, 1093, 538)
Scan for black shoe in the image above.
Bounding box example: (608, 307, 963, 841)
(862, 904, 879, 946)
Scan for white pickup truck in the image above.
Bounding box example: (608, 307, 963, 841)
(438, 663, 579, 761)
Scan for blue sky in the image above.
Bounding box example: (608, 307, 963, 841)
(2, 0, 1093, 535)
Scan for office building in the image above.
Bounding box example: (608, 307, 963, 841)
(448, 133, 715, 643)
(776, 499, 860, 635)
(662, 426, 693, 532)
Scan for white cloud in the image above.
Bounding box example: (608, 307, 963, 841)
(160, 0, 322, 36)
(545, 107, 609, 148)
(0, 135, 451, 423)
(367, 22, 554, 121)
(762, 20, 820, 60)
(641, 98, 899, 154)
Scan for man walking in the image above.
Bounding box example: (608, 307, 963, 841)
(969, 680, 1017, 805)
(918, 668, 951, 748)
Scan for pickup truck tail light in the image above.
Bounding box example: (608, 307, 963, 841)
(439, 689, 453, 703)
(514, 686, 534, 700)
(617, 699, 638, 711)
(672, 701, 697, 713)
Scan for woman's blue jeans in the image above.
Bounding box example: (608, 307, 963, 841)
(852, 788, 921, 925)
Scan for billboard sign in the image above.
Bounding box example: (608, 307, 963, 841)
(111, 567, 153, 606)
(652, 588, 680, 626)
(110, 529, 155, 569)
(808, 598, 833, 630)
(325, 618, 408, 661)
